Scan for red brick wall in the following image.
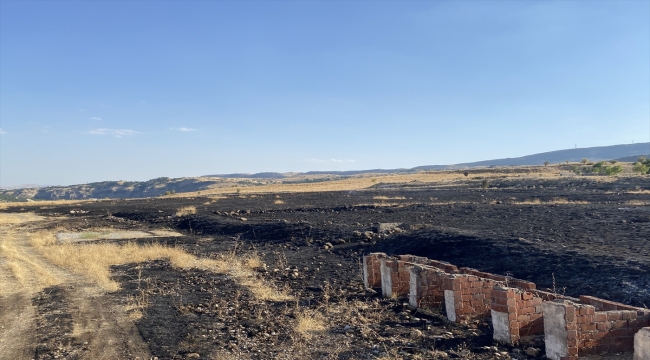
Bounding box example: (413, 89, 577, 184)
(491, 287, 546, 343)
(408, 264, 449, 308)
(461, 267, 536, 290)
(397, 255, 459, 273)
(365, 253, 649, 357)
(382, 258, 411, 298)
(449, 274, 497, 320)
(553, 300, 650, 359)
(363, 253, 384, 289)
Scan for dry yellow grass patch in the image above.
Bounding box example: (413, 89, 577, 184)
(30, 231, 290, 300)
(295, 309, 327, 339)
(244, 251, 264, 269)
(175, 206, 196, 217)
(512, 198, 589, 205)
(0, 212, 45, 226)
(273, 199, 284, 204)
(627, 190, 650, 194)
(626, 200, 650, 206)
(168, 171, 543, 197)
(0, 232, 60, 294)
(373, 196, 406, 200)
(0, 199, 97, 210)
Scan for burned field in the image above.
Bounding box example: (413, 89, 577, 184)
(3, 175, 649, 359)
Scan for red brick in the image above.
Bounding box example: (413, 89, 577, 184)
(613, 320, 627, 329)
(607, 312, 621, 321)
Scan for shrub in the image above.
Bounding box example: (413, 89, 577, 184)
(603, 165, 623, 176)
(481, 179, 489, 189)
(175, 206, 196, 217)
(581, 158, 589, 164)
(633, 162, 650, 174)
(544, 161, 549, 167)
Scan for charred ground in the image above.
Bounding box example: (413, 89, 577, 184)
(4, 175, 649, 359)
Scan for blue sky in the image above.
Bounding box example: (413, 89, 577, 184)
(1, 0, 648, 186)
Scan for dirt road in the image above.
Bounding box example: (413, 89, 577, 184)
(0, 214, 151, 360)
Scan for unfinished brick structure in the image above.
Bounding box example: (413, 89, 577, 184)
(362, 252, 650, 359)
(491, 287, 569, 345)
(543, 298, 650, 360)
(368, 253, 536, 322)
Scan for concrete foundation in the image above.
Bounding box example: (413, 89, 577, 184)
(380, 257, 393, 297)
(635, 327, 650, 360)
(492, 309, 512, 344)
(543, 301, 569, 360)
(444, 290, 457, 322)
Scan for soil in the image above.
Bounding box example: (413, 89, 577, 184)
(1, 175, 649, 359)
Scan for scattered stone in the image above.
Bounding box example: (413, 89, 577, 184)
(376, 222, 402, 233)
(525, 347, 540, 357)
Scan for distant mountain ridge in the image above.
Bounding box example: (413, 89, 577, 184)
(1, 143, 647, 201)
(208, 142, 650, 178)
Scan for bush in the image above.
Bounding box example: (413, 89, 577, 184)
(633, 162, 650, 174)
(603, 165, 623, 176)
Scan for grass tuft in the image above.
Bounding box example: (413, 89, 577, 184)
(175, 206, 197, 217)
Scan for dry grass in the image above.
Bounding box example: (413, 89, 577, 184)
(166, 170, 562, 197)
(30, 231, 290, 300)
(373, 196, 406, 200)
(627, 190, 650, 194)
(273, 200, 284, 204)
(295, 309, 327, 339)
(175, 206, 197, 217)
(0, 212, 46, 227)
(244, 251, 264, 269)
(0, 199, 98, 210)
(512, 198, 589, 205)
(626, 200, 650, 206)
(0, 231, 60, 294)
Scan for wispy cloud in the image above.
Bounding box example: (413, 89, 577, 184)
(89, 128, 138, 138)
(171, 127, 197, 132)
(90, 117, 102, 121)
(305, 158, 355, 163)
(0, 128, 6, 135)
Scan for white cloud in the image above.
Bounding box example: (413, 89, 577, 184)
(89, 128, 139, 138)
(171, 127, 197, 132)
(90, 117, 102, 121)
(305, 158, 355, 163)
(0, 128, 6, 135)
